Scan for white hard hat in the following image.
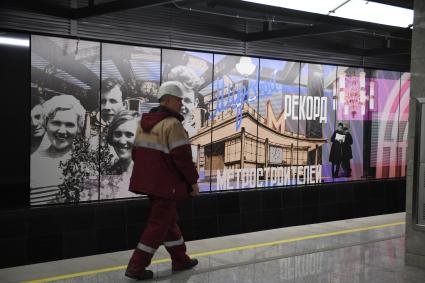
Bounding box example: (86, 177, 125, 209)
(157, 81, 185, 100)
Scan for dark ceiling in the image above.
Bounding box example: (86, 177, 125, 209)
(371, 0, 413, 9)
(1, 0, 414, 70)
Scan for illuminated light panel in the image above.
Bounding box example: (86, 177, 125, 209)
(0, 36, 29, 47)
(243, 0, 413, 28)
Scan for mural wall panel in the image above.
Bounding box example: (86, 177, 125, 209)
(28, 34, 410, 205)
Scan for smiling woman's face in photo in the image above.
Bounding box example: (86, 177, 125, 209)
(112, 119, 138, 160)
(46, 110, 79, 151)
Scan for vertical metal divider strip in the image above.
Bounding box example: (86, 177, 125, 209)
(297, 62, 301, 187)
(334, 66, 338, 185)
(256, 58, 260, 190)
(28, 34, 32, 207)
(397, 72, 402, 176)
(159, 48, 163, 84)
(210, 53, 214, 193)
(98, 42, 102, 202)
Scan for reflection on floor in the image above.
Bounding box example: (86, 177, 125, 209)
(1, 212, 425, 282)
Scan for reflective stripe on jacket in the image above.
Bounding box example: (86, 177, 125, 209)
(129, 107, 198, 200)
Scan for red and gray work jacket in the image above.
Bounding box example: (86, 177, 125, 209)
(129, 106, 199, 200)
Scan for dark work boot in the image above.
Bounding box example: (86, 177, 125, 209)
(172, 258, 199, 272)
(125, 268, 154, 280)
(125, 249, 154, 280)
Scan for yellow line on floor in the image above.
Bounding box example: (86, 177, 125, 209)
(22, 221, 405, 283)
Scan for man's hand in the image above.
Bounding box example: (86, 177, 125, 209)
(190, 183, 199, 197)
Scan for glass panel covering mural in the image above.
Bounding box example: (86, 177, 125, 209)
(30, 35, 101, 205)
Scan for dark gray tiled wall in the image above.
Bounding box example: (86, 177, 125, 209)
(0, 178, 405, 268)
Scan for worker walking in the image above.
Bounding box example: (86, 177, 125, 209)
(125, 81, 200, 280)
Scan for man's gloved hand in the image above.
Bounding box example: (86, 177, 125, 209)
(190, 183, 199, 197)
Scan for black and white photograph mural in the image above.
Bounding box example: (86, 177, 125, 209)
(30, 35, 101, 205)
(100, 43, 161, 200)
(161, 49, 214, 191)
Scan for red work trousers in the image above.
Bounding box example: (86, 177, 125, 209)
(127, 196, 190, 271)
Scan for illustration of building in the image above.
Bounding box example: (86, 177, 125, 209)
(190, 100, 327, 180)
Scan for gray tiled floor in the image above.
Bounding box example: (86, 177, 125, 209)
(48, 238, 425, 283)
(1, 213, 425, 283)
